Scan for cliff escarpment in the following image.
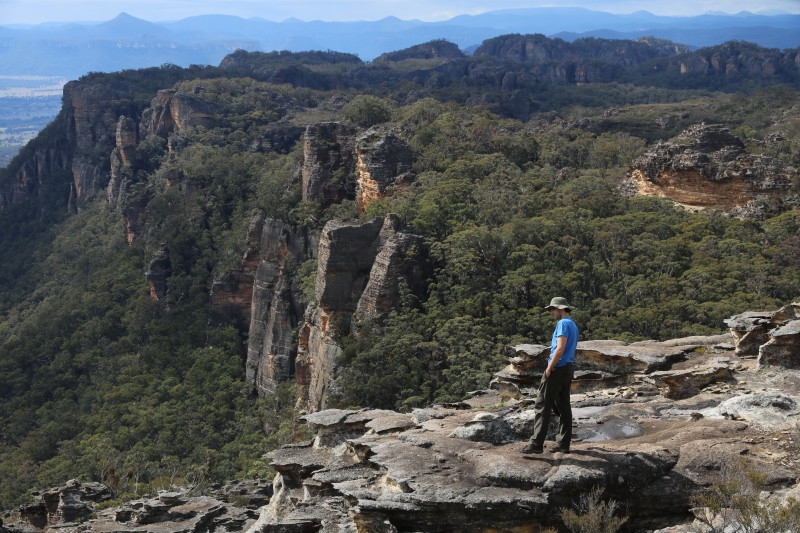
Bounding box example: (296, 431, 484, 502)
(242, 213, 429, 410)
(2, 41, 800, 517)
(0, 82, 127, 212)
(475, 34, 691, 69)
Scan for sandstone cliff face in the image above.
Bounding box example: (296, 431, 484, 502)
(0, 82, 125, 211)
(64, 82, 130, 208)
(301, 122, 358, 206)
(244, 214, 319, 397)
(220, 124, 422, 402)
(625, 123, 798, 216)
(0, 145, 69, 209)
(138, 89, 216, 140)
(669, 42, 798, 79)
(472, 34, 690, 84)
(354, 129, 415, 213)
(108, 115, 137, 204)
(296, 215, 428, 410)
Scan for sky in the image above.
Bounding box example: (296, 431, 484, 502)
(1, 0, 799, 25)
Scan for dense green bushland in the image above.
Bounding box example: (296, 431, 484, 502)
(0, 52, 799, 510)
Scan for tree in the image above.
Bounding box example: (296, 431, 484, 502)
(340, 95, 392, 127)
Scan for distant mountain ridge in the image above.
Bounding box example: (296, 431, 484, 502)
(0, 8, 798, 78)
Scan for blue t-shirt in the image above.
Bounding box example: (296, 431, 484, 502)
(550, 316, 578, 367)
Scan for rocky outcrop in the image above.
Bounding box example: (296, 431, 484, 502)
(222, 210, 427, 402)
(245, 214, 318, 396)
(247, 343, 800, 533)
(139, 90, 216, 140)
(1, 81, 125, 211)
(301, 123, 415, 213)
(145, 242, 171, 301)
(7, 306, 800, 533)
(296, 215, 428, 410)
(355, 129, 415, 213)
(245, 305, 799, 532)
(16, 480, 112, 529)
(301, 122, 359, 206)
(725, 302, 800, 369)
(5, 482, 261, 533)
(625, 123, 798, 216)
(664, 41, 798, 80)
(494, 335, 735, 400)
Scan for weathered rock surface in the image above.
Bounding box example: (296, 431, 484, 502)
(241, 305, 800, 532)
(139, 90, 216, 140)
(296, 214, 429, 410)
(6, 306, 800, 533)
(4, 483, 261, 533)
(301, 122, 359, 206)
(244, 214, 318, 396)
(724, 302, 800, 368)
(15, 480, 112, 530)
(246, 342, 800, 532)
(354, 128, 415, 213)
(492, 335, 733, 399)
(625, 124, 798, 216)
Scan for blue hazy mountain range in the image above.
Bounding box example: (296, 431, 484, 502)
(0, 8, 798, 78)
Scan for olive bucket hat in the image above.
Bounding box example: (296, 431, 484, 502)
(544, 297, 572, 311)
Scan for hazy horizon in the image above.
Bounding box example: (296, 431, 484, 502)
(2, 0, 799, 26)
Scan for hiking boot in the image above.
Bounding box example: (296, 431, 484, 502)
(521, 442, 544, 454)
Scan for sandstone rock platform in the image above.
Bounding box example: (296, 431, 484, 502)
(245, 331, 800, 532)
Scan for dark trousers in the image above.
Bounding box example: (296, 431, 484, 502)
(529, 363, 573, 448)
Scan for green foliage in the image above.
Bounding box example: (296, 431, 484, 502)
(560, 486, 629, 533)
(339, 95, 393, 127)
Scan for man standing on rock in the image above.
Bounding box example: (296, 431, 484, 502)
(523, 297, 578, 454)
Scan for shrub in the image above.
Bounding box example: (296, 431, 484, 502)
(560, 486, 629, 533)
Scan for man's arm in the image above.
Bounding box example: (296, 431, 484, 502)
(546, 335, 567, 377)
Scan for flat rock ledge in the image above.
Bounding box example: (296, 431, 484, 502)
(242, 328, 800, 532)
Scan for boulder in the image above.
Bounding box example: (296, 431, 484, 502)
(725, 303, 800, 368)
